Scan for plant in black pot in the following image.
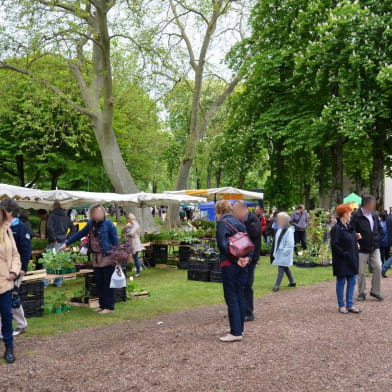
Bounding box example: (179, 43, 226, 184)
(41, 250, 75, 275)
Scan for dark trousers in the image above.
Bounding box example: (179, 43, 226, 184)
(94, 265, 115, 310)
(222, 264, 248, 336)
(0, 290, 14, 348)
(244, 262, 256, 317)
(380, 247, 390, 264)
(294, 230, 307, 251)
(274, 266, 295, 289)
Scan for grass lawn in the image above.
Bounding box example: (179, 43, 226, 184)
(25, 258, 333, 337)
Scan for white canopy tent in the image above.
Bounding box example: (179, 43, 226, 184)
(0, 184, 206, 209)
(164, 186, 264, 200)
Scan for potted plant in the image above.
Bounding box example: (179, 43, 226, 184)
(41, 250, 76, 275)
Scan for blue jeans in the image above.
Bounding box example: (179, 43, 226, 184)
(0, 290, 14, 348)
(94, 265, 115, 310)
(133, 253, 141, 274)
(222, 264, 248, 336)
(336, 275, 357, 308)
(382, 256, 392, 274)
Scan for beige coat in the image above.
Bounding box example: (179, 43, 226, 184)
(122, 221, 143, 253)
(0, 226, 21, 294)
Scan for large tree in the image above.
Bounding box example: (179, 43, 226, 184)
(0, 0, 155, 229)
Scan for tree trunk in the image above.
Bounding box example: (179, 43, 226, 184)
(16, 155, 25, 187)
(330, 140, 344, 207)
(370, 132, 386, 210)
(92, 119, 154, 232)
(206, 164, 212, 188)
(237, 172, 246, 189)
(49, 169, 63, 190)
(86, 4, 155, 233)
(304, 183, 311, 210)
(215, 168, 222, 187)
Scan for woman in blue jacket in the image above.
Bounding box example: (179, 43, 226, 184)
(216, 200, 252, 343)
(60, 204, 118, 314)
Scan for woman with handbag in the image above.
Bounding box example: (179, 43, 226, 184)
(60, 204, 118, 314)
(122, 213, 143, 277)
(271, 212, 296, 292)
(216, 200, 253, 343)
(0, 206, 21, 363)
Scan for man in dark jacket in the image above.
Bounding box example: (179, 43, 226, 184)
(0, 199, 32, 336)
(350, 195, 383, 301)
(46, 202, 75, 250)
(233, 201, 261, 322)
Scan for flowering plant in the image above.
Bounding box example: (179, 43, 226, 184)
(108, 242, 133, 265)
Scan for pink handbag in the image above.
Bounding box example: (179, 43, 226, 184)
(223, 220, 255, 258)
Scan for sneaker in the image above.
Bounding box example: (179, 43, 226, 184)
(4, 348, 15, 364)
(382, 271, 387, 278)
(357, 293, 366, 301)
(13, 328, 27, 337)
(93, 308, 103, 313)
(135, 273, 141, 278)
(244, 315, 255, 322)
(98, 309, 114, 315)
(219, 334, 243, 342)
(370, 292, 384, 301)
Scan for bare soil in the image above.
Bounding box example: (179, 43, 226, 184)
(1, 276, 391, 392)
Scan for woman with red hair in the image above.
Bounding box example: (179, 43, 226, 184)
(331, 204, 361, 314)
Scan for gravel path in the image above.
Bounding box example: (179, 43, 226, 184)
(1, 276, 391, 392)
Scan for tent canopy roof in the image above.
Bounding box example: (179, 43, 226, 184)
(0, 184, 206, 210)
(165, 187, 264, 200)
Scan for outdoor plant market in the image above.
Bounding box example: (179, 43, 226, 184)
(1, 0, 392, 390)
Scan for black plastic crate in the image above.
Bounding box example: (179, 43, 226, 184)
(114, 287, 127, 302)
(179, 244, 193, 262)
(178, 260, 189, 270)
(19, 281, 44, 300)
(23, 298, 44, 318)
(85, 274, 126, 302)
(210, 260, 221, 272)
(210, 271, 223, 283)
(152, 244, 168, 264)
(187, 270, 210, 282)
(143, 246, 154, 267)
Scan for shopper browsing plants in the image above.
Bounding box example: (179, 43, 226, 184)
(59, 204, 118, 314)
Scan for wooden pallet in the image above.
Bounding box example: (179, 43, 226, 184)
(155, 263, 177, 269)
(129, 291, 150, 300)
(46, 272, 77, 283)
(69, 298, 100, 309)
(22, 269, 47, 282)
(75, 269, 94, 277)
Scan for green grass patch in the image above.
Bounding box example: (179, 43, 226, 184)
(24, 258, 333, 337)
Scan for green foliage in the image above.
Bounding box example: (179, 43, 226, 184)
(31, 238, 48, 251)
(44, 289, 70, 314)
(41, 251, 75, 274)
(225, 0, 392, 208)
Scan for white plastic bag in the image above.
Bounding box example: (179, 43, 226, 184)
(110, 265, 126, 289)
